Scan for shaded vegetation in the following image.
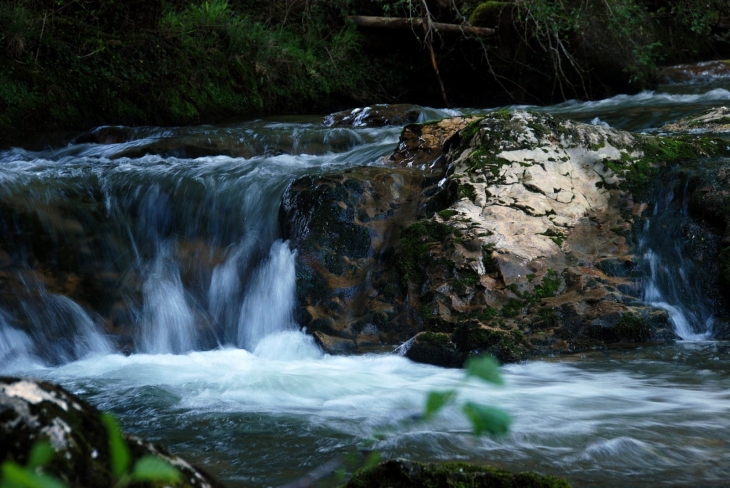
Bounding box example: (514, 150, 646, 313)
(0, 0, 728, 130)
(0, 0, 389, 130)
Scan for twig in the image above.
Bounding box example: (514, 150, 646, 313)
(35, 12, 47, 64)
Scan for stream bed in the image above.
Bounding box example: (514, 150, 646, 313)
(2, 64, 730, 487)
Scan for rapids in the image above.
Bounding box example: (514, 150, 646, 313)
(1, 64, 730, 487)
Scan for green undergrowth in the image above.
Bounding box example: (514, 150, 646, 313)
(0, 0, 386, 130)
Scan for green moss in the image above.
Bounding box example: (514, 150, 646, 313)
(459, 269, 480, 287)
(541, 229, 565, 247)
(501, 298, 524, 318)
(459, 183, 478, 203)
(458, 118, 484, 144)
(609, 135, 730, 199)
(396, 219, 454, 288)
(418, 331, 452, 347)
(468, 2, 512, 27)
(536, 308, 560, 328)
(438, 209, 459, 220)
(475, 306, 499, 322)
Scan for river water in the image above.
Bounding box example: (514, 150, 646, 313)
(1, 64, 730, 487)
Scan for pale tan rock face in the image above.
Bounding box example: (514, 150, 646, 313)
(443, 111, 641, 283)
(661, 106, 730, 133)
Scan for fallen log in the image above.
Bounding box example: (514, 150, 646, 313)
(348, 15, 496, 38)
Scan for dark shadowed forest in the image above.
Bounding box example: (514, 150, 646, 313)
(1, 0, 728, 133)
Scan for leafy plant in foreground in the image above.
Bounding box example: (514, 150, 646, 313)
(424, 355, 512, 436)
(0, 442, 64, 488)
(0, 413, 181, 488)
(101, 413, 181, 488)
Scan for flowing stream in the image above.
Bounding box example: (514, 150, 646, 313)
(1, 67, 730, 487)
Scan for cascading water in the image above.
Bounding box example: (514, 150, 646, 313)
(2, 78, 730, 488)
(638, 170, 716, 340)
(0, 116, 407, 364)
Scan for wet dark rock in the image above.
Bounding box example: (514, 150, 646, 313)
(323, 104, 422, 128)
(0, 377, 224, 488)
(280, 167, 425, 344)
(404, 332, 463, 368)
(281, 118, 474, 346)
(344, 458, 571, 488)
(74, 126, 133, 145)
(313, 331, 357, 354)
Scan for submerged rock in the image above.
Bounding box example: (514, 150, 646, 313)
(323, 104, 422, 127)
(344, 459, 570, 488)
(0, 377, 223, 488)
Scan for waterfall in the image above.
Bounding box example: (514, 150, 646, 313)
(639, 178, 714, 340)
(237, 240, 298, 350)
(140, 242, 199, 354)
(0, 312, 37, 371)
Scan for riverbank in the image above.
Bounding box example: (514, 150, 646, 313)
(1, 0, 728, 133)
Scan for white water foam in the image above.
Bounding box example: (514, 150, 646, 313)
(7, 332, 730, 487)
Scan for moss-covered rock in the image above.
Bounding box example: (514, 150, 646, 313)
(392, 111, 686, 364)
(404, 331, 463, 367)
(661, 106, 730, 133)
(344, 458, 571, 488)
(0, 377, 223, 488)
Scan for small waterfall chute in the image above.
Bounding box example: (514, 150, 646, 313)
(639, 176, 714, 340)
(237, 240, 298, 351)
(140, 243, 198, 354)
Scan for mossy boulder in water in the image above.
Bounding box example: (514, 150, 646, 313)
(344, 459, 571, 488)
(0, 377, 223, 488)
(284, 110, 730, 362)
(391, 111, 686, 364)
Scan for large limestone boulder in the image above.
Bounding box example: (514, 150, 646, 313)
(0, 377, 223, 488)
(284, 109, 730, 363)
(397, 111, 730, 364)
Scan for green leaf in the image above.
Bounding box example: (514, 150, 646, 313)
(462, 402, 512, 437)
(130, 456, 181, 483)
(423, 390, 456, 420)
(26, 442, 54, 469)
(1, 462, 66, 488)
(101, 413, 131, 478)
(464, 356, 503, 385)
